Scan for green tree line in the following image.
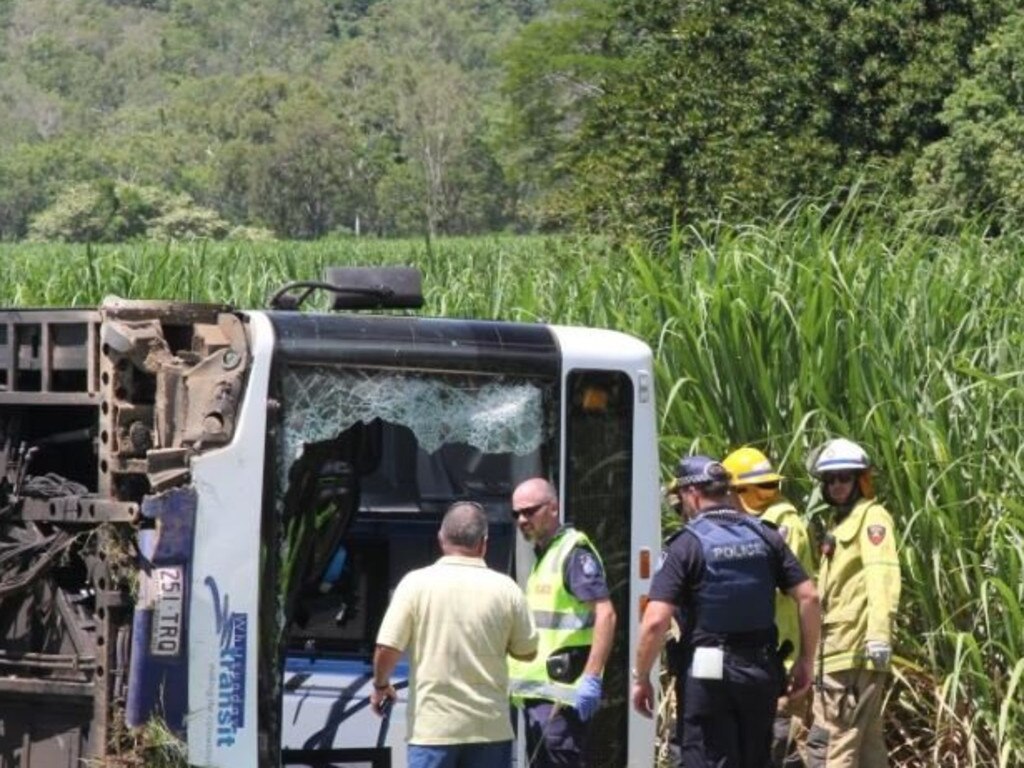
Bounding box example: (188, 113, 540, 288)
(1, 0, 1022, 241)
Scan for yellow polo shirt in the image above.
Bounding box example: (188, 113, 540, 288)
(376, 555, 538, 744)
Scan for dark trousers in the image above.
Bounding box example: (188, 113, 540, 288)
(679, 649, 779, 768)
(522, 700, 588, 768)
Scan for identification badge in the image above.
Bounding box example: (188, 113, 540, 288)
(690, 647, 724, 680)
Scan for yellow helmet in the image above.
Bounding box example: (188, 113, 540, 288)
(722, 446, 783, 487)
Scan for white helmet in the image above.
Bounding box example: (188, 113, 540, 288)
(808, 438, 870, 477)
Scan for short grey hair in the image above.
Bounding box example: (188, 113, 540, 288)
(440, 501, 488, 548)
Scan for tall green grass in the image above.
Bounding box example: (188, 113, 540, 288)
(0, 236, 618, 314)
(625, 206, 1024, 768)
(1, 208, 1021, 766)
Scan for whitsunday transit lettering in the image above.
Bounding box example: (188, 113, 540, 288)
(205, 576, 248, 748)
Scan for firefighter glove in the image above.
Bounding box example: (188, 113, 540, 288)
(575, 674, 603, 721)
(865, 640, 891, 669)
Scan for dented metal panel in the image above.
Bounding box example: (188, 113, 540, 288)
(99, 298, 251, 499)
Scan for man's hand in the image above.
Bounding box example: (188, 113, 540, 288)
(371, 644, 402, 716)
(865, 640, 891, 669)
(778, 686, 813, 727)
(787, 657, 813, 701)
(575, 674, 603, 721)
(631, 676, 655, 718)
(370, 683, 396, 716)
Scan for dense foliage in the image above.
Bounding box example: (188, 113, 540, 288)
(507, 0, 1020, 231)
(2, 0, 1024, 240)
(911, 11, 1024, 234)
(0, 0, 537, 240)
(0, 210, 1021, 766)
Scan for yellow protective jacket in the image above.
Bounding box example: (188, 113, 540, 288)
(509, 528, 598, 707)
(761, 500, 815, 668)
(817, 497, 901, 673)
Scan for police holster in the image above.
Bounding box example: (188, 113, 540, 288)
(546, 647, 589, 683)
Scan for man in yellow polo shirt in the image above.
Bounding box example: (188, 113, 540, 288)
(371, 501, 539, 768)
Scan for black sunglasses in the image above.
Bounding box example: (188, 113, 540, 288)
(511, 500, 549, 520)
(824, 473, 855, 484)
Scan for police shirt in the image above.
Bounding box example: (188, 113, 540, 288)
(650, 507, 809, 647)
(537, 527, 610, 602)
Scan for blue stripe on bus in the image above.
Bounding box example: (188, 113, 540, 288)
(284, 655, 410, 679)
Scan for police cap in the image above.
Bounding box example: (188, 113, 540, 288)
(674, 455, 730, 488)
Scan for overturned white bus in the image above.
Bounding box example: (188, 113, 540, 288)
(0, 267, 659, 767)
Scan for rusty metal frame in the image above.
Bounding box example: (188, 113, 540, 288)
(0, 299, 251, 766)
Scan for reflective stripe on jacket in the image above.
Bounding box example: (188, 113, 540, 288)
(761, 500, 814, 668)
(818, 498, 901, 673)
(509, 527, 598, 706)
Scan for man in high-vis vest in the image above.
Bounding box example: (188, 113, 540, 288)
(723, 446, 816, 767)
(508, 477, 616, 767)
(805, 438, 901, 768)
(632, 455, 820, 768)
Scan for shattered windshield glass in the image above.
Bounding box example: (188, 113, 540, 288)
(272, 365, 554, 646)
(279, 366, 549, 473)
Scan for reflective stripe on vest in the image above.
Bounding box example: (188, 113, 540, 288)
(509, 528, 599, 707)
(688, 512, 775, 635)
(531, 610, 596, 631)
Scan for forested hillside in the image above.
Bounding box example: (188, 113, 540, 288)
(0, 0, 543, 240)
(0, 0, 1021, 241)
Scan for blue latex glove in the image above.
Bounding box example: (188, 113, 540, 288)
(575, 673, 603, 721)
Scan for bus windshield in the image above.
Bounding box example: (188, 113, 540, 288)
(263, 364, 557, 758)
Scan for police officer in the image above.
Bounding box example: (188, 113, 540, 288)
(509, 478, 616, 767)
(805, 438, 901, 768)
(723, 446, 817, 767)
(632, 455, 821, 768)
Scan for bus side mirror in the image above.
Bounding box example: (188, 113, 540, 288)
(325, 267, 424, 310)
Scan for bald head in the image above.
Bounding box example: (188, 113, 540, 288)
(439, 501, 488, 554)
(511, 477, 560, 546)
(513, 477, 557, 504)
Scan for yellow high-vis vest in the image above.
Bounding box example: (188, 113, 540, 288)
(509, 528, 599, 707)
(761, 500, 815, 669)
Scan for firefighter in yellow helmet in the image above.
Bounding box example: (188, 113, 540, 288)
(722, 447, 815, 768)
(805, 438, 901, 768)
